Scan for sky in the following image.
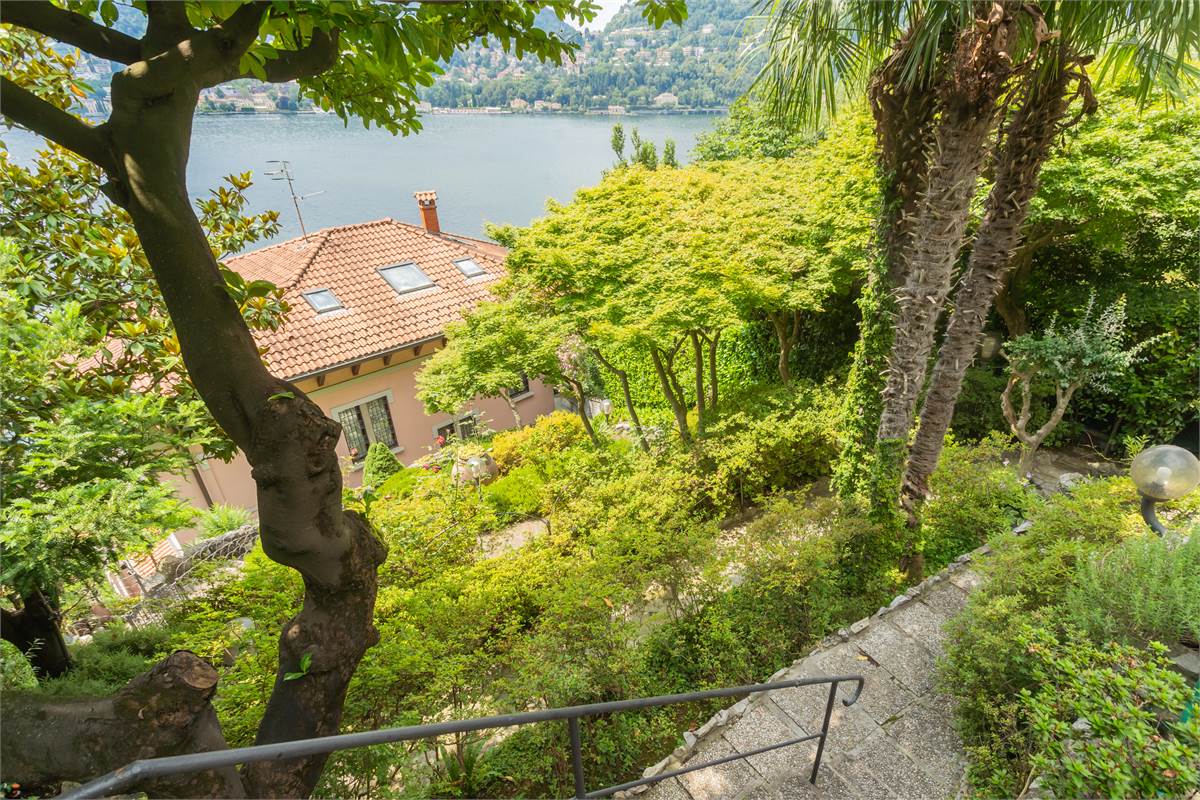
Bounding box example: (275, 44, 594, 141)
(583, 0, 628, 31)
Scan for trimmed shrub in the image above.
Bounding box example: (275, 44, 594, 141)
(361, 441, 402, 488)
(1021, 631, 1200, 799)
(375, 465, 423, 501)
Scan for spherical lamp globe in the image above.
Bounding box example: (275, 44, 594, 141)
(1130, 444, 1200, 501)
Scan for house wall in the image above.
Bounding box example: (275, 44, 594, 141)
(173, 347, 555, 515)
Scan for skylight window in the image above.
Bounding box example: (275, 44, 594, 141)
(302, 288, 343, 313)
(379, 263, 435, 295)
(454, 257, 486, 278)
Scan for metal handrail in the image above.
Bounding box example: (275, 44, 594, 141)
(61, 673, 865, 799)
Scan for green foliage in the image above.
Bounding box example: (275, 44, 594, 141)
(376, 466, 425, 502)
(698, 383, 840, 512)
(490, 410, 588, 474)
(692, 100, 819, 161)
(197, 503, 253, 541)
(361, 442, 403, 489)
(419, 0, 749, 112)
(919, 436, 1035, 570)
(1021, 632, 1200, 800)
(941, 476, 1200, 797)
(1064, 533, 1200, 647)
(0, 639, 37, 691)
(35, 625, 171, 698)
(1007, 95, 1200, 441)
(483, 463, 546, 520)
(417, 301, 568, 419)
(1004, 294, 1158, 395)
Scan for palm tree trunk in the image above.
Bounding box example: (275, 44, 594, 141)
(832, 33, 937, 499)
(876, 6, 1019, 449)
(903, 67, 1076, 509)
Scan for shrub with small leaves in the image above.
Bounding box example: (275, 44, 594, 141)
(1020, 629, 1200, 799)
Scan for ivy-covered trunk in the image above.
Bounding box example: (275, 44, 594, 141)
(831, 33, 936, 500)
(903, 65, 1077, 509)
(876, 5, 1018, 451)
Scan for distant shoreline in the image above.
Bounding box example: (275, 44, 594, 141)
(192, 107, 728, 118)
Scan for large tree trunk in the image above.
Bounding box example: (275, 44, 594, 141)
(2, 651, 245, 797)
(831, 31, 937, 499)
(875, 4, 1019, 448)
(0, 34, 383, 799)
(0, 590, 71, 678)
(903, 66, 1076, 510)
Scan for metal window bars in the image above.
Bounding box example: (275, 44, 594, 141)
(60, 674, 864, 800)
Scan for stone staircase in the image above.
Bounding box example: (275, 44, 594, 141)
(636, 553, 987, 800)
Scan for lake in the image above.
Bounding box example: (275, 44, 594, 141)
(3, 112, 721, 243)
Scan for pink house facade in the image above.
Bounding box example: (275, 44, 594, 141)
(112, 193, 554, 595)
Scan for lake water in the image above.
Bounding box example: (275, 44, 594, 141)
(3, 112, 720, 243)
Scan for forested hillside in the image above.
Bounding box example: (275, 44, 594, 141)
(420, 0, 757, 110)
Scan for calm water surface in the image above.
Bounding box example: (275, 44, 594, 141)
(4, 112, 720, 243)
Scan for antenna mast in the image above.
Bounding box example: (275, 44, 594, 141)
(265, 160, 323, 240)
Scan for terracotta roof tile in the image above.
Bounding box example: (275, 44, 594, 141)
(226, 218, 506, 379)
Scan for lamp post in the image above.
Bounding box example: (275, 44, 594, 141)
(1129, 444, 1200, 535)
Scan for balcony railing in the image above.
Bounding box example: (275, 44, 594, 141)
(61, 673, 865, 800)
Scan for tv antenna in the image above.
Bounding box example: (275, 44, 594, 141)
(265, 160, 323, 240)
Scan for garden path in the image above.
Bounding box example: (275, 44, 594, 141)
(635, 557, 985, 800)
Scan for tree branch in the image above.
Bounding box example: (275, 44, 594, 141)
(0, 0, 140, 64)
(230, 28, 341, 85)
(0, 77, 115, 173)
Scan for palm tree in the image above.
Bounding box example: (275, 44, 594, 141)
(903, 2, 1200, 508)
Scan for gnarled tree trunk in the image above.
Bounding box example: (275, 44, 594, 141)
(651, 343, 692, 446)
(0, 11, 386, 798)
(1, 652, 244, 798)
(902, 64, 1077, 510)
(593, 347, 649, 452)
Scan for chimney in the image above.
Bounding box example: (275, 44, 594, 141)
(414, 190, 440, 234)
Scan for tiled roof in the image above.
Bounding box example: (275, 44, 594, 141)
(226, 218, 506, 379)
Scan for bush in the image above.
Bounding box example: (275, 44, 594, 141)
(483, 462, 546, 520)
(490, 411, 588, 474)
(1064, 532, 1200, 646)
(941, 476, 1200, 797)
(361, 441, 402, 488)
(36, 625, 171, 698)
(1020, 630, 1200, 799)
(919, 436, 1035, 570)
(197, 503, 252, 540)
(0, 638, 36, 690)
(375, 465, 423, 501)
(699, 383, 840, 513)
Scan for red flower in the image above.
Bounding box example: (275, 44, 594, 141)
(435, 435, 446, 447)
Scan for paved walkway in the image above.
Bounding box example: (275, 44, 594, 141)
(638, 561, 983, 800)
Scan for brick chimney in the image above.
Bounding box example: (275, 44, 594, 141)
(414, 190, 440, 234)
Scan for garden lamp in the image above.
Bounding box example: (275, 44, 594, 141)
(1129, 444, 1200, 535)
